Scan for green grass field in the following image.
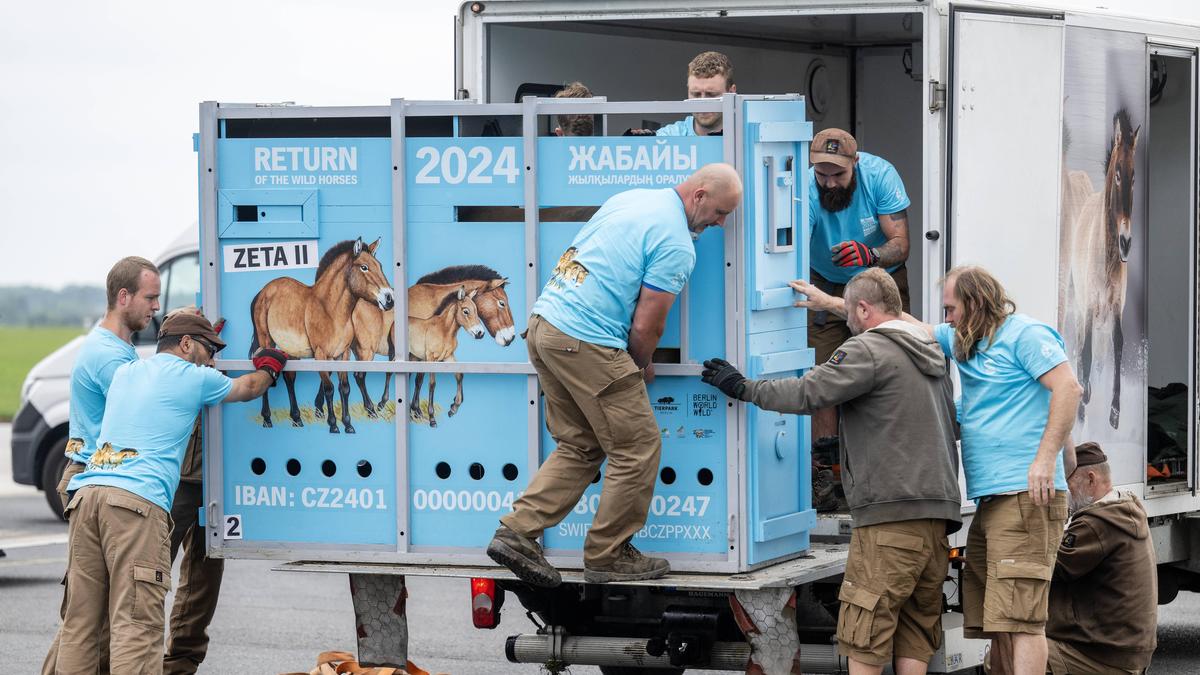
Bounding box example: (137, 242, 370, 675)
(0, 326, 84, 421)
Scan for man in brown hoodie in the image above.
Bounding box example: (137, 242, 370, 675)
(702, 268, 960, 675)
(1046, 442, 1156, 674)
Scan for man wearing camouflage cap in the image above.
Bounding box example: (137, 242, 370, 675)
(48, 312, 288, 674)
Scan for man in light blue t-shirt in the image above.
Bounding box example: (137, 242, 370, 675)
(805, 128, 913, 503)
(654, 51, 735, 137)
(793, 265, 1082, 675)
(41, 256, 158, 675)
(55, 257, 161, 514)
(488, 164, 742, 588)
(50, 312, 288, 674)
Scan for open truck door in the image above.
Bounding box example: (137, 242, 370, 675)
(948, 7, 1064, 322)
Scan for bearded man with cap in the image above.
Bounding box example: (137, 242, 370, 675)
(806, 128, 912, 509)
(1045, 442, 1157, 674)
(48, 312, 288, 674)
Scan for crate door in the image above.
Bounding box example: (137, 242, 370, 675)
(742, 98, 817, 566)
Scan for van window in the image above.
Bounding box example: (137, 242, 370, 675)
(163, 254, 200, 315)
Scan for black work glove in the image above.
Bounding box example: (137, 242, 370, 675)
(701, 358, 747, 400)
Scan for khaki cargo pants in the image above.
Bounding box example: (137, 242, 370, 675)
(501, 315, 661, 566)
(836, 519, 950, 666)
(963, 492, 1068, 638)
(163, 479, 225, 675)
(44, 456, 111, 675)
(53, 485, 173, 675)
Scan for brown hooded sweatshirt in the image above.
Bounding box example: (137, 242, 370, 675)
(741, 320, 961, 530)
(1047, 490, 1157, 670)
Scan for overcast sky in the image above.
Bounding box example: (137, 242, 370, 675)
(1, 0, 1196, 288)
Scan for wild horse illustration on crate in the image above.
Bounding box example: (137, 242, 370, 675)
(315, 265, 516, 423)
(1059, 110, 1140, 430)
(408, 284, 485, 427)
(249, 237, 395, 433)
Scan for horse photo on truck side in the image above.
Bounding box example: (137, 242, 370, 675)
(1056, 27, 1151, 487)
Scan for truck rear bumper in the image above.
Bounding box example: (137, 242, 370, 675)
(9, 401, 48, 486)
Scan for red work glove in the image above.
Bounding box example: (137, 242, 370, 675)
(251, 347, 289, 385)
(831, 241, 878, 268)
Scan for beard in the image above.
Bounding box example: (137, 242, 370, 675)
(1068, 490, 1096, 513)
(817, 172, 857, 212)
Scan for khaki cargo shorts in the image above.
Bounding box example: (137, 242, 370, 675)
(836, 519, 951, 666)
(962, 492, 1068, 639)
(808, 265, 910, 364)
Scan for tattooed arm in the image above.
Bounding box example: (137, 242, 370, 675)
(874, 209, 910, 267)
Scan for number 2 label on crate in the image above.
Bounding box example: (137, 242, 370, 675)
(223, 514, 244, 540)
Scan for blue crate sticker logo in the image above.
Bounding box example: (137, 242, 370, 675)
(252, 145, 360, 185)
(690, 393, 719, 417)
(652, 395, 679, 414)
(224, 241, 318, 273)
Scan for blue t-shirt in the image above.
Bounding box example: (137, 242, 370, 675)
(933, 315, 1069, 499)
(531, 188, 696, 349)
(809, 152, 910, 284)
(66, 327, 137, 463)
(70, 353, 233, 512)
(656, 116, 696, 137)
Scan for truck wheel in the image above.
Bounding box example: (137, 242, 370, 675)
(600, 662, 686, 667)
(40, 438, 69, 521)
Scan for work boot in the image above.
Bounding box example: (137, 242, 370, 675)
(486, 524, 561, 588)
(583, 542, 670, 583)
(812, 463, 841, 512)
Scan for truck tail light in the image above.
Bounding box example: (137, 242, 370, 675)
(471, 577, 503, 629)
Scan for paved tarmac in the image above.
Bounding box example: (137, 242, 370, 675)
(4, 422, 1200, 673)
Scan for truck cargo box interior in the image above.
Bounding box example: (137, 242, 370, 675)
(483, 11, 927, 320)
(1145, 52, 1196, 493)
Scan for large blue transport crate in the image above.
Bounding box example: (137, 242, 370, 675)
(200, 96, 815, 572)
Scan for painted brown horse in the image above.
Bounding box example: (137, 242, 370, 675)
(1060, 110, 1140, 429)
(406, 266, 515, 421)
(409, 285, 486, 427)
(250, 237, 394, 433)
(324, 265, 515, 419)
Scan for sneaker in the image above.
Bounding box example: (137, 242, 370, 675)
(486, 525, 562, 588)
(584, 542, 670, 583)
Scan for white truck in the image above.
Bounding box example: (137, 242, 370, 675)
(14, 2, 1200, 673)
(9, 227, 200, 520)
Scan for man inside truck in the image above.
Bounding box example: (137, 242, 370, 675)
(553, 81, 595, 137)
(48, 313, 288, 674)
(1046, 442, 1156, 675)
(654, 51, 735, 137)
(487, 163, 742, 587)
(699, 267, 962, 675)
(805, 128, 912, 511)
(41, 255, 160, 675)
(794, 265, 1082, 675)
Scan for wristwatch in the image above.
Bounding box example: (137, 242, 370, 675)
(868, 247, 881, 266)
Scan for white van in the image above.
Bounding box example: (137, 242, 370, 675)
(8, 228, 200, 518)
